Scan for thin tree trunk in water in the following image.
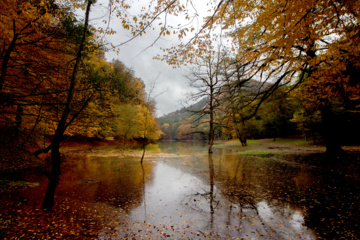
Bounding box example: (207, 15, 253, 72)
(208, 112, 214, 153)
(141, 106, 149, 164)
(140, 140, 146, 164)
(41, 1, 93, 210)
(208, 83, 214, 153)
(41, 137, 61, 209)
(208, 125, 214, 154)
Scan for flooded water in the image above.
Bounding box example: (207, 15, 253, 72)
(39, 142, 360, 239)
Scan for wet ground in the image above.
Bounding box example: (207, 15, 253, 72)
(1, 141, 360, 239)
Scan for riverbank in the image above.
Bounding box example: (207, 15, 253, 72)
(219, 138, 360, 181)
(1, 138, 360, 239)
(2, 137, 360, 176)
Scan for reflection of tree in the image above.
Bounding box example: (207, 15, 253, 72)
(208, 154, 215, 229)
(160, 142, 359, 238)
(183, 154, 218, 234)
(141, 163, 147, 222)
(303, 171, 360, 239)
(58, 153, 155, 210)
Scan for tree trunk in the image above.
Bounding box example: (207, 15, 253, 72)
(41, 0, 93, 210)
(0, 25, 18, 93)
(15, 105, 23, 129)
(41, 137, 61, 210)
(208, 126, 214, 153)
(208, 101, 214, 154)
(319, 104, 343, 156)
(141, 105, 149, 164)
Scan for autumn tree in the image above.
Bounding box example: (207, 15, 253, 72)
(0, 0, 184, 211)
(186, 47, 224, 153)
(219, 59, 257, 146)
(71, 57, 148, 141)
(0, 0, 72, 133)
(154, 0, 360, 155)
(39, 0, 96, 210)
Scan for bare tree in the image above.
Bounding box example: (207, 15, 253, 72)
(140, 76, 165, 164)
(187, 50, 223, 153)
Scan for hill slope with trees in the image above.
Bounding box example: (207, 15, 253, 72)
(158, 85, 300, 142)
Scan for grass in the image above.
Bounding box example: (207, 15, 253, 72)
(214, 139, 259, 148)
(268, 138, 312, 146)
(216, 137, 324, 158)
(234, 150, 295, 158)
(235, 151, 276, 157)
(0, 180, 40, 192)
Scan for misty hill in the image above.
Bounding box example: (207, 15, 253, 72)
(157, 97, 209, 140)
(156, 79, 300, 141)
(157, 97, 208, 125)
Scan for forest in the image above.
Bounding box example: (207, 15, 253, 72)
(0, 2, 162, 144)
(159, 81, 360, 146)
(154, 0, 360, 154)
(1, 0, 360, 238)
(1, 0, 359, 157)
(0, 0, 164, 210)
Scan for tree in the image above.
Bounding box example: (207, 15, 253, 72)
(40, 0, 95, 210)
(156, 0, 360, 155)
(187, 47, 223, 153)
(0, 0, 73, 133)
(140, 78, 164, 163)
(71, 58, 148, 141)
(220, 60, 254, 145)
(0, 0, 184, 210)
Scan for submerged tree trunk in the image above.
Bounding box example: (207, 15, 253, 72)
(208, 123, 214, 153)
(208, 96, 214, 154)
(140, 105, 149, 164)
(319, 104, 343, 156)
(41, 1, 93, 210)
(41, 136, 62, 209)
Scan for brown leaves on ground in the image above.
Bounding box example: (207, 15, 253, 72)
(0, 201, 102, 240)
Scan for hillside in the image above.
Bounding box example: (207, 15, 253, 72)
(157, 97, 209, 140)
(156, 80, 300, 142)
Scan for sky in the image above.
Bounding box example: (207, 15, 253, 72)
(84, 1, 207, 117)
(104, 34, 190, 117)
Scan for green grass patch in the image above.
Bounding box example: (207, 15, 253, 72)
(235, 150, 292, 158)
(145, 143, 160, 151)
(236, 151, 276, 157)
(267, 138, 311, 146)
(215, 139, 259, 148)
(0, 180, 40, 192)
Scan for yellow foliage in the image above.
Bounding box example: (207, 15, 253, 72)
(155, 0, 360, 110)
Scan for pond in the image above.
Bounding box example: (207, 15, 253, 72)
(23, 141, 360, 239)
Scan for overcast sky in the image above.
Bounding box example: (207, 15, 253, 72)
(85, 1, 207, 117)
(105, 35, 190, 117)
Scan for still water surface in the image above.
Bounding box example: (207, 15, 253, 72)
(58, 142, 359, 239)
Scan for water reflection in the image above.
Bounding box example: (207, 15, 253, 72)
(58, 154, 156, 210)
(93, 143, 314, 239)
(51, 142, 359, 239)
